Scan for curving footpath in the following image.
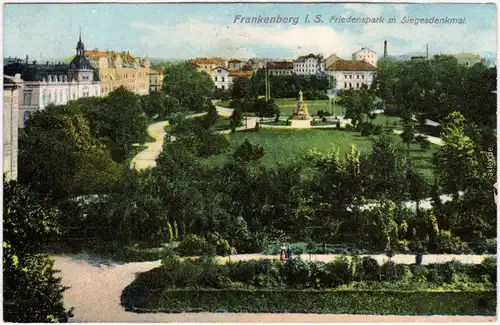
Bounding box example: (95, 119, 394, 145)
(53, 255, 495, 323)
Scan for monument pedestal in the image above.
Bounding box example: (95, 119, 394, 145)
(290, 119, 312, 128)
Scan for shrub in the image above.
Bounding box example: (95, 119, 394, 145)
(176, 234, 214, 256)
(394, 264, 413, 282)
(380, 261, 397, 281)
(345, 124, 354, 131)
(360, 257, 381, 281)
(360, 123, 375, 136)
(284, 258, 311, 288)
(325, 256, 352, 287)
(415, 135, 431, 151)
(123, 288, 497, 315)
(373, 124, 383, 135)
(433, 261, 467, 284)
(436, 230, 472, 254)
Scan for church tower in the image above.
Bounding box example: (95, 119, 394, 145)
(68, 32, 96, 83)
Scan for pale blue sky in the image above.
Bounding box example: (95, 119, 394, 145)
(3, 3, 497, 61)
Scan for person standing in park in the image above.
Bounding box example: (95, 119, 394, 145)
(280, 246, 288, 263)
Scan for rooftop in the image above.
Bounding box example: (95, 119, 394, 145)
(326, 59, 376, 71)
(228, 70, 253, 77)
(452, 53, 482, 60)
(267, 61, 294, 69)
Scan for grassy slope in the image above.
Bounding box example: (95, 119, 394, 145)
(205, 129, 437, 179)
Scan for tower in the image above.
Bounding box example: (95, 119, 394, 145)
(384, 40, 388, 58)
(68, 32, 95, 83)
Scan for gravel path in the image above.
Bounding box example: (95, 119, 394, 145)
(53, 255, 495, 323)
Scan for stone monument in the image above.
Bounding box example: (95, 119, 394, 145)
(289, 90, 312, 127)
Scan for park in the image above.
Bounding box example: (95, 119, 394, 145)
(5, 57, 497, 321)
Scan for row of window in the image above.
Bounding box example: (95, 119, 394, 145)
(214, 76, 225, 82)
(343, 82, 367, 89)
(343, 74, 365, 80)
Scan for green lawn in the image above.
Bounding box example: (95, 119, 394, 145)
(217, 98, 344, 116)
(275, 98, 344, 116)
(205, 129, 437, 179)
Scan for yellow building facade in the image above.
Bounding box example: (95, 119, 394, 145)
(84, 50, 150, 96)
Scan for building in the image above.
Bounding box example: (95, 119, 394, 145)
(149, 66, 164, 92)
(210, 66, 253, 90)
(85, 50, 150, 96)
(4, 35, 101, 127)
(325, 54, 341, 70)
(228, 59, 244, 70)
(267, 61, 294, 76)
(352, 47, 378, 67)
(293, 54, 325, 75)
(189, 57, 227, 74)
(211, 66, 231, 90)
(452, 53, 484, 66)
(3, 74, 23, 180)
(246, 58, 267, 71)
(325, 60, 377, 90)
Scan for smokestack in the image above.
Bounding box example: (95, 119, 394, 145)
(426, 43, 429, 59)
(384, 40, 388, 58)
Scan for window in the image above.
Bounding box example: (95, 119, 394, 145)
(344, 75, 347, 79)
(215, 76, 218, 81)
(349, 83, 352, 88)
(221, 77, 225, 82)
(344, 82, 347, 88)
(349, 75, 352, 79)
(357, 75, 360, 79)
(222, 85, 225, 90)
(356, 83, 359, 88)
(23, 92, 31, 105)
(217, 69, 221, 73)
(362, 75, 365, 79)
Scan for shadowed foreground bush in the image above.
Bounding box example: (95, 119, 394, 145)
(121, 288, 496, 315)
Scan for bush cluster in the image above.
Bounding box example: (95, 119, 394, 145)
(142, 255, 496, 290)
(175, 233, 236, 257)
(122, 287, 496, 315)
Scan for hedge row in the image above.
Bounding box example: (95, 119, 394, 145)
(122, 288, 496, 315)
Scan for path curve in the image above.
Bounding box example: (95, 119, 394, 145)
(54, 255, 495, 323)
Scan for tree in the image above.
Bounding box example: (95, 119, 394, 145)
(406, 167, 431, 216)
(233, 139, 264, 162)
(3, 181, 73, 322)
(400, 120, 416, 155)
(229, 107, 243, 133)
(434, 112, 478, 199)
(19, 105, 120, 199)
(162, 62, 214, 112)
(231, 77, 254, 100)
(203, 101, 219, 128)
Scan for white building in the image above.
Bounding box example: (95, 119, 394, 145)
(228, 59, 244, 70)
(3, 74, 23, 180)
(211, 66, 231, 90)
(352, 47, 378, 67)
(211, 67, 253, 90)
(293, 54, 325, 75)
(326, 60, 377, 90)
(5, 35, 101, 127)
(20, 76, 101, 127)
(267, 61, 294, 76)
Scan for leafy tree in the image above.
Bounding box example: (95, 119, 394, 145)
(162, 62, 214, 111)
(203, 101, 219, 128)
(406, 167, 431, 216)
(3, 181, 73, 322)
(400, 120, 416, 155)
(19, 105, 120, 199)
(233, 139, 264, 162)
(229, 107, 243, 133)
(434, 112, 478, 199)
(231, 77, 254, 100)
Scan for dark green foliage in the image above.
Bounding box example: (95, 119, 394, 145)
(360, 257, 381, 281)
(233, 139, 264, 162)
(3, 181, 73, 322)
(381, 261, 398, 281)
(284, 258, 311, 287)
(122, 288, 496, 315)
(176, 234, 213, 256)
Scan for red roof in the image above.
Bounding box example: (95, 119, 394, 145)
(267, 61, 293, 69)
(326, 59, 376, 71)
(84, 50, 110, 58)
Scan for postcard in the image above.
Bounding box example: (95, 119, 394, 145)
(3, 1, 497, 323)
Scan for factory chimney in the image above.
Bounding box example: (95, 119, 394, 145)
(426, 43, 429, 59)
(384, 40, 388, 58)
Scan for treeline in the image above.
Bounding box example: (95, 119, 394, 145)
(374, 56, 496, 128)
(65, 111, 495, 256)
(18, 62, 216, 200)
(214, 72, 331, 101)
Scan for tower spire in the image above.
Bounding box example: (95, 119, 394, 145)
(79, 26, 82, 42)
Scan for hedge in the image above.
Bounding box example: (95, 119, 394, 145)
(121, 288, 496, 315)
